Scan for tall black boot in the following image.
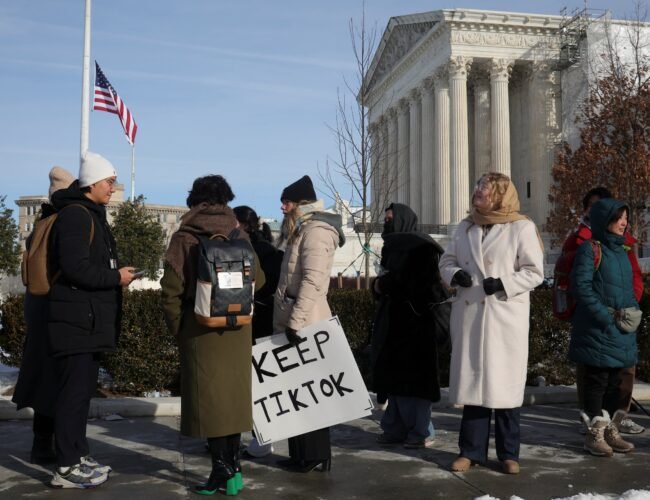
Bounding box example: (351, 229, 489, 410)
(227, 434, 243, 492)
(195, 437, 237, 496)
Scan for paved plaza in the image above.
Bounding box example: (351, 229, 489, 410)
(1, 399, 649, 499)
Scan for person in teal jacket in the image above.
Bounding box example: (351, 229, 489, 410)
(569, 198, 639, 457)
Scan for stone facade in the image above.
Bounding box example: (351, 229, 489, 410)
(365, 9, 566, 237)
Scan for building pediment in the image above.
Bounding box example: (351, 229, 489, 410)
(366, 12, 441, 95)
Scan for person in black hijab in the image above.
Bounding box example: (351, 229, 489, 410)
(371, 203, 445, 448)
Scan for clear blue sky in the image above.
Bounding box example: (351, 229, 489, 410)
(0, 0, 642, 221)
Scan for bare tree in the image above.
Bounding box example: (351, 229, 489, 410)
(319, 1, 395, 288)
(547, 4, 650, 247)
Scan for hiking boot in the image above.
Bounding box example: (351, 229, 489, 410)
(582, 411, 613, 457)
(50, 464, 108, 489)
(605, 410, 635, 453)
(403, 437, 435, 449)
(81, 455, 112, 474)
(619, 417, 645, 435)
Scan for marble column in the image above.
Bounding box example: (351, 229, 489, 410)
(409, 88, 422, 217)
(449, 56, 472, 225)
(368, 121, 381, 216)
(420, 78, 435, 225)
(397, 98, 410, 205)
(473, 68, 491, 180)
(490, 58, 513, 176)
(386, 108, 398, 204)
(433, 69, 450, 226)
(529, 61, 561, 226)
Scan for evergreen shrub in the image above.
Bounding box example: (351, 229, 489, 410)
(2, 288, 649, 395)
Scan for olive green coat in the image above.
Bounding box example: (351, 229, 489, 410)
(161, 211, 265, 438)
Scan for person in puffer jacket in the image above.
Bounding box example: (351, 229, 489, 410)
(569, 198, 639, 457)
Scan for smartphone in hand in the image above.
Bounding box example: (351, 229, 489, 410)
(132, 269, 145, 279)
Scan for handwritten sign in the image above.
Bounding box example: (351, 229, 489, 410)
(251, 316, 373, 445)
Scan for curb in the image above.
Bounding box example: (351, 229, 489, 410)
(2, 383, 650, 421)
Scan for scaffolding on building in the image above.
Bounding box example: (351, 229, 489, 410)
(557, 6, 609, 69)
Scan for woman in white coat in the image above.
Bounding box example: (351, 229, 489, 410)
(439, 172, 544, 475)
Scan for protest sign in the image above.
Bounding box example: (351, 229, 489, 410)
(251, 316, 373, 445)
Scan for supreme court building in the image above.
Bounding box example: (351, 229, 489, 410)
(364, 8, 643, 256)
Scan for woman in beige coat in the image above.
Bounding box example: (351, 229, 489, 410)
(161, 175, 264, 495)
(439, 173, 544, 475)
(273, 175, 345, 473)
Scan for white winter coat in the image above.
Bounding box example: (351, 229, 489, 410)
(439, 219, 544, 409)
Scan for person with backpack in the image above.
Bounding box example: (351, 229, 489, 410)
(47, 152, 137, 488)
(161, 175, 265, 495)
(371, 203, 445, 450)
(233, 205, 283, 459)
(12, 167, 75, 466)
(273, 175, 345, 473)
(439, 172, 544, 475)
(569, 198, 641, 457)
(555, 187, 644, 436)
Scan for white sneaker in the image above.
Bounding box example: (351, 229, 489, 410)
(619, 418, 645, 435)
(50, 464, 108, 489)
(81, 455, 112, 474)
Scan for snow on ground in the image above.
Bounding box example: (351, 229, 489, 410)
(476, 491, 650, 500)
(0, 361, 19, 396)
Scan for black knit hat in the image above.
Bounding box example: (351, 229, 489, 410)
(281, 175, 317, 203)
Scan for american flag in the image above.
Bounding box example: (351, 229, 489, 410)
(94, 61, 138, 145)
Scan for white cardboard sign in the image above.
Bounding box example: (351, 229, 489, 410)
(251, 316, 373, 445)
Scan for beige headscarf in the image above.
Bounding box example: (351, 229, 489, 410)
(466, 174, 544, 251)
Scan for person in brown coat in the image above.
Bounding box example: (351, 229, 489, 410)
(273, 175, 345, 473)
(161, 175, 264, 495)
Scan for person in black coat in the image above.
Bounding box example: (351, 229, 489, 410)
(371, 203, 444, 448)
(233, 205, 283, 339)
(13, 167, 75, 465)
(233, 205, 283, 459)
(46, 152, 137, 489)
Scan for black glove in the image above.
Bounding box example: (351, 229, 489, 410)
(285, 327, 301, 346)
(483, 277, 504, 296)
(451, 270, 472, 288)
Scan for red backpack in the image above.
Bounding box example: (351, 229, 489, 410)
(552, 239, 601, 321)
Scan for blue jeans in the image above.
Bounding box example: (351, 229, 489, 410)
(380, 396, 434, 442)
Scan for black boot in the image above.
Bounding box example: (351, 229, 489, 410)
(227, 434, 243, 492)
(194, 437, 237, 496)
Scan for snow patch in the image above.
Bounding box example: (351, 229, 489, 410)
(475, 490, 650, 500)
(0, 361, 19, 395)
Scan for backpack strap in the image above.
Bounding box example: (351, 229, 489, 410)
(51, 204, 95, 285)
(60, 204, 95, 244)
(588, 239, 602, 271)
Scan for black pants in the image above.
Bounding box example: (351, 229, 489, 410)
(54, 353, 100, 467)
(458, 405, 520, 463)
(582, 365, 622, 419)
(288, 428, 330, 462)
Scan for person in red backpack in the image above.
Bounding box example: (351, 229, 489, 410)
(562, 187, 644, 436)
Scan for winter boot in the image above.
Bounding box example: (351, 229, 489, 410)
(228, 434, 244, 492)
(581, 411, 613, 457)
(605, 410, 635, 453)
(195, 437, 237, 496)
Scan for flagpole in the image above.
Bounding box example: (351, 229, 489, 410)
(80, 0, 92, 165)
(131, 144, 135, 202)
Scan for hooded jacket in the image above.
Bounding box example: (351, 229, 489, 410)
(371, 203, 444, 402)
(569, 198, 638, 368)
(48, 182, 122, 357)
(273, 205, 344, 333)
